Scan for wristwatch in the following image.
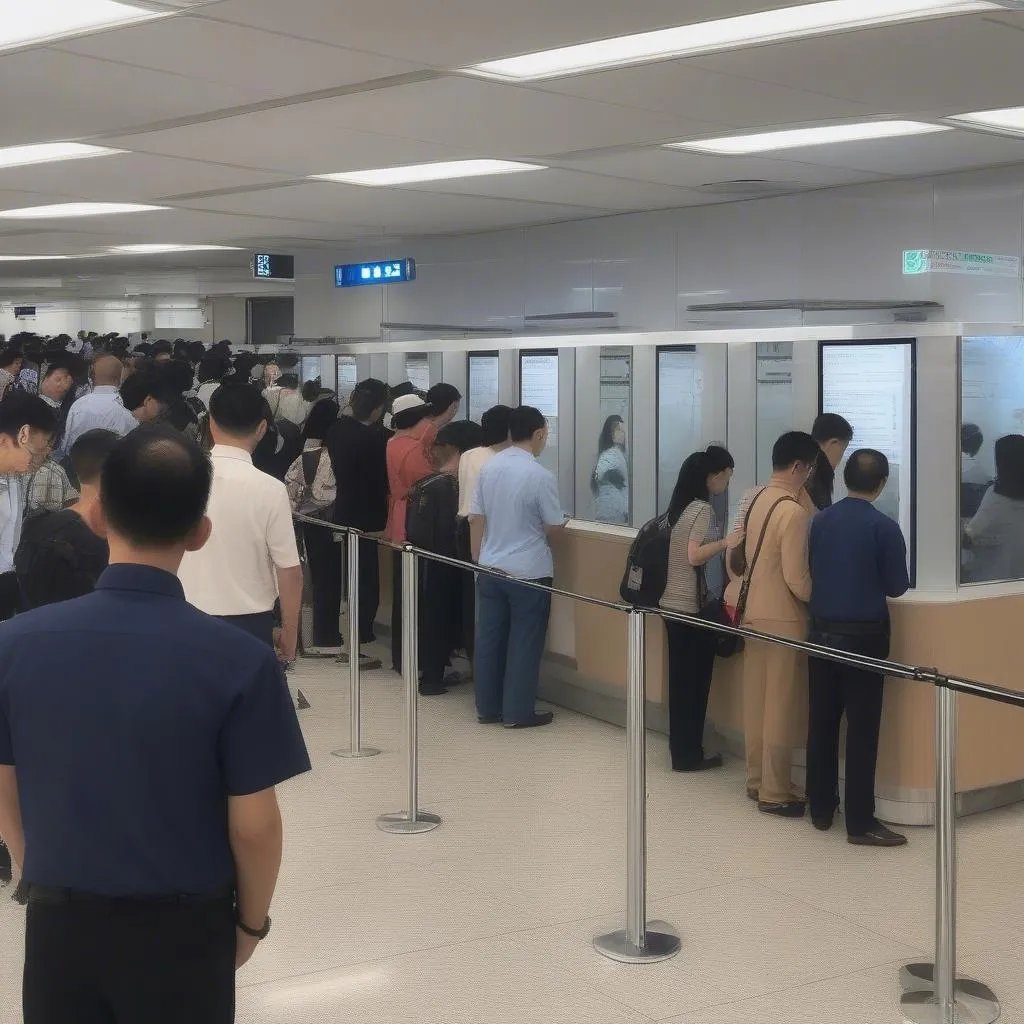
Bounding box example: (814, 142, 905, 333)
(236, 913, 272, 940)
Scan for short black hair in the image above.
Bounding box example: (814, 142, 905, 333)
(0, 392, 56, 439)
(151, 339, 173, 356)
(772, 430, 819, 470)
(277, 372, 299, 390)
(509, 405, 546, 443)
(101, 426, 211, 547)
(390, 381, 420, 401)
(302, 398, 339, 441)
(812, 413, 854, 444)
(120, 368, 176, 412)
(162, 358, 196, 395)
(0, 347, 22, 369)
(426, 383, 461, 416)
(480, 404, 512, 447)
(844, 449, 890, 493)
(198, 354, 228, 384)
(349, 379, 389, 421)
(186, 341, 206, 364)
(436, 419, 483, 453)
(69, 429, 118, 486)
(209, 381, 266, 435)
(961, 423, 983, 458)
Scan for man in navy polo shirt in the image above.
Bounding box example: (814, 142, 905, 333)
(0, 426, 310, 1023)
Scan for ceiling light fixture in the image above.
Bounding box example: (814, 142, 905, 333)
(109, 243, 242, 254)
(0, 203, 167, 219)
(463, 0, 996, 80)
(668, 120, 951, 154)
(0, 254, 88, 262)
(950, 106, 1024, 134)
(0, 1, 167, 53)
(0, 142, 125, 169)
(312, 159, 546, 187)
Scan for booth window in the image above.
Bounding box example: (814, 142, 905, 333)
(583, 348, 633, 526)
(960, 335, 1024, 585)
(467, 352, 500, 423)
(819, 339, 916, 579)
(336, 356, 357, 403)
(405, 353, 430, 392)
(656, 346, 727, 513)
(756, 342, 795, 485)
(519, 349, 568, 510)
(299, 356, 321, 385)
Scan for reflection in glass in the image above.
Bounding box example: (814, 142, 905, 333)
(520, 351, 566, 509)
(299, 356, 321, 384)
(591, 415, 629, 524)
(960, 336, 1024, 584)
(405, 353, 430, 392)
(468, 353, 500, 423)
(756, 342, 794, 485)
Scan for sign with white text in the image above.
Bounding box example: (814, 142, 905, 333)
(903, 249, 1020, 278)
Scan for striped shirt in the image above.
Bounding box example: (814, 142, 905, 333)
(661, 500, 723, 615)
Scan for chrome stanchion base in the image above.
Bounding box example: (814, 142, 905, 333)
(900, 964, 1000, 1024)
(593, 922, 681, 964)
(376, 811, 442, 834)
(331, 746, 380, 759)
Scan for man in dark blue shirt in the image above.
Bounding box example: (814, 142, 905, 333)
(0, 426, 311, 1024)
(807, 448, 910, 848)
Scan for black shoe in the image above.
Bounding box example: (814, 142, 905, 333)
(504, 712, 554, 729)
(419, 684, 448, 696)
(11, 878, 28, 905)
(848, 823, 907, 847)
(673, 753, 724, 773)
(0, 843, 11, 885)
(758, 800, 806, 818)
(477, 714, 502, 724)
(811, 815, 834, 832)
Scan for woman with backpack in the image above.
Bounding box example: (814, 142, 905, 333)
(660, 446, 744, 773)
(286, 398, 340, 655)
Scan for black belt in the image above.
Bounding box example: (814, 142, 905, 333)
(811, 618, 887, 636)
(28, 885, 234, 907)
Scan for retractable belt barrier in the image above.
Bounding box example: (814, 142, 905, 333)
(293, 513, 1020, 1018)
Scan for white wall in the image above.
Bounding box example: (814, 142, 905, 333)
(294, 163, 1024, 338)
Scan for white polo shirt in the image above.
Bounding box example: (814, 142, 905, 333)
(178, 445, 300, 616)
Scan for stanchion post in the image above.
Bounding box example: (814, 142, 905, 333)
(899, 682, 999, 1024)
(333, 529, 379, 759)
(377, 546, 441, 834)
(594, 608, 680, 963)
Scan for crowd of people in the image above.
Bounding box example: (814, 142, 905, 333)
(657, 413, 911, 848)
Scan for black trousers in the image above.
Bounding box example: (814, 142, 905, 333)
(216, 611, 274, 648)
(665, 619, 719, 769)
(807, 624, 889, 836)
(24, 892, 236, 1024)
(419, 561, 460, 689)
(302, 524, 343, 648)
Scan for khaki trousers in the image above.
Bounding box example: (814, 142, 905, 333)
(743, 618, 808, 805)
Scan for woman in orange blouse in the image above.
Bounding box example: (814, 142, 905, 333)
(386, 385, 462, 676)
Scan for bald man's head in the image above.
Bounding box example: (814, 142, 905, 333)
(92, 354, 124, 386)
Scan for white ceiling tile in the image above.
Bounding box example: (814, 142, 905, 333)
(0, 155, 291, 203)
(0, 50, 251, 145)
(198, 0, 798, 68)
(55, 16, 422, 94)
(688, 17, 1024, 115)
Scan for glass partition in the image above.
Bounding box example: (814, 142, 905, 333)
(336, 356, 357, 403)
(519, 349, 567, 508)
(467, 351, 500, 423)
(820, 340, 916, 574)
(756, 342, 795, 485)
(584, 348, 633, 525)
(656, 346, 728, 513)
(405, 353, 430, 392)
(299, 355, 321, 384)
(960, 335, 1024, 584)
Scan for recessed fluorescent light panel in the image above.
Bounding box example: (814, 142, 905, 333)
(110, 244, 241, 254)
(0, 1, 166, 52)
(0, 254, 87, 262)
(0, 203, 167, 219)
(464, 0, 995, 80)
(669, 120, 951, 154)
(313, 159, 546, 187)
(950, 107, 1024, 133)
(0, 143, 125, 169)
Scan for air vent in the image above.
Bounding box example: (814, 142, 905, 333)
(696, 180, 803, 196)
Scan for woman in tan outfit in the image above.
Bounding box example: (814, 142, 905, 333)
(734, 431, 820, 817)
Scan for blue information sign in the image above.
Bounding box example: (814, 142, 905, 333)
(335, 258, 416, 288)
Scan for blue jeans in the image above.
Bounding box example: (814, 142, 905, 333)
(474, 574, 552, 724)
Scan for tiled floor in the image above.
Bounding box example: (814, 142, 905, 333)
(2, 652, 1022, 1023)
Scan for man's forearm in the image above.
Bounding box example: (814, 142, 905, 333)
(0, 766, 25, 871)
(275, 564, 303, 640)
(469, 516, 484, 563)
(230, 816, 282, 930)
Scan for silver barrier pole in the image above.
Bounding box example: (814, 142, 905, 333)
(900, 683, 999, 1024)
(333, 530, 380, 759)
(594, 608, 680, 963)
(377, 546, 441, 834)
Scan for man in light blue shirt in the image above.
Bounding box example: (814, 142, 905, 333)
(59, 354, 138, 460)
(470, 406, 566, 729)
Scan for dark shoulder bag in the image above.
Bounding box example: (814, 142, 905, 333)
(734, 495, 798, 626)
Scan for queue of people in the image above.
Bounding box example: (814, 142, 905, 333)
(656, 414, 911, 848)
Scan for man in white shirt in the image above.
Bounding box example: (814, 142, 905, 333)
(457, 404, 512, 520)
(59, 355, 138, 459)
(178, 383, 302, 668)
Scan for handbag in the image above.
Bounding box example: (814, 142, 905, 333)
(698, 563, 742, 658)
(733, 494, 799, 626)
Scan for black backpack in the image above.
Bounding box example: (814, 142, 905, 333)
(15, 511, 94, 610)
(619, 512, 672, 607)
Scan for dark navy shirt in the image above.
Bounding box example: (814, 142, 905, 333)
(0, 564, 311, 897)
(809, 497, 910, 622)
